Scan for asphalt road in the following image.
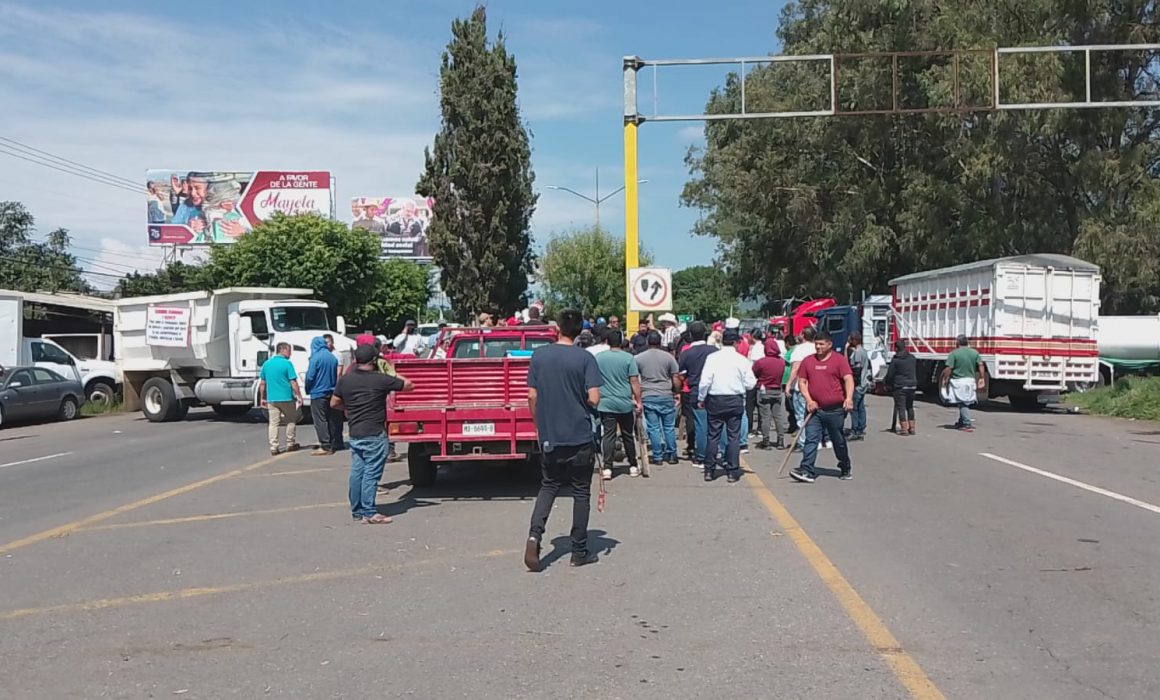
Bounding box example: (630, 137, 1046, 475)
(0, 398, 1157, 698)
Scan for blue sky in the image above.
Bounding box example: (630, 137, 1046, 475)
(0, 0, 789, 287)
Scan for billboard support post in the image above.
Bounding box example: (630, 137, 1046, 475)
(623, 55, 642, 330)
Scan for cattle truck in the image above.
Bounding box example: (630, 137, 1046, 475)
(889, 254, 1101, 409)
(115, 287, 353, 422)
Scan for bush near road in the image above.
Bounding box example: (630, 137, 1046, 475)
(1067, 377, 1160, 422)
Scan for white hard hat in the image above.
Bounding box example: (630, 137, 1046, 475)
(724, 317, 741, 329)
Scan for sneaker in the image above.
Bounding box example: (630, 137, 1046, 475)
(741, 447, 750, 455)
(570, 552, 599, 567)
(523, 536, 541, 572)
(848, 433, 864, 442)
(726, 473, 741, 483)
(286, 443, 301, 453)
(270, 447, 280, 456)
(960, 425, 975, 433)
(310, 447, 333, 456)
(629, 466, 641, 477)
(703, 469, 715, 482)
(839, 470, 853, 481)
(665, 456, 680, 466)
(601, 468, 613, 479)
(691, 461, 704, 470)
(789, 468, 816, 484)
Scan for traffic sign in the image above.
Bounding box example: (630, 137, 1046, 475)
(628, 267, 673, 312)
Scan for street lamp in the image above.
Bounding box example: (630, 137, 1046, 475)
(545, 167, 648, 228)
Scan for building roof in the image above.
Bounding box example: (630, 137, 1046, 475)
(889, 254, 1099, 285)
(0, 288, 115, 313)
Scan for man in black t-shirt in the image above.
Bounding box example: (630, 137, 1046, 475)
(332, 344, 413, 524)
(524, 308, 604, 572)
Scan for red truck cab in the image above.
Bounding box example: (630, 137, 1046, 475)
(769, 298, 836, 338)
(388, 326, 558, 486)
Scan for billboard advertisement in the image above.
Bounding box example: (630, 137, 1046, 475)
(351, 196, 433, 261)
(147, 170, 332, 246)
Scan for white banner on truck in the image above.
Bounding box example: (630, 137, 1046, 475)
(145, 306, 191, 347)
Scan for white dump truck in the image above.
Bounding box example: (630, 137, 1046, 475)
(889, 254, 1101, 409)
(115, 287, 354, 422)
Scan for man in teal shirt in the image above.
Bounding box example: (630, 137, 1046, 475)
(940, 335, 985, 431)
(595, 330, 642, 477)
(259, 342, 304, 454)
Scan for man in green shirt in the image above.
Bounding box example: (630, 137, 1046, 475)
(259, 342, 304, 454)
(940, 335, 986, 432)
(595, 330, 643, 478)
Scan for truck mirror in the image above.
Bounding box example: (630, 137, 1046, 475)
(335, 316, 347, 336)
(238, 316, 254, 342)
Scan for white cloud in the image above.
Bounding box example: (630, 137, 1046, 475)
(676, 125, 705, 144)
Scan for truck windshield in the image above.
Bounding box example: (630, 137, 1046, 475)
(271, 306, 329, 332)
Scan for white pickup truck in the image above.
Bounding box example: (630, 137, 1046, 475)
(115, 287, 353, 422)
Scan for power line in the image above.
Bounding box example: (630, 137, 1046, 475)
(0, 144, 141, 195)
(0, 136, 140, 189)
(0, 254, 126, 281)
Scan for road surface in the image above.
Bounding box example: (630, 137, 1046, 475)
(0, 398, 1157, 698)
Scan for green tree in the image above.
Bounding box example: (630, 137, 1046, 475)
(538, 225, 653, 317)
(683, 1, 1160, 313)
(417, 5, 537, 319)
(0, 201, 91, 293)
(117, 261, 212, 297)
(672, 265, 738, 321)
(352, 258, 432, 333)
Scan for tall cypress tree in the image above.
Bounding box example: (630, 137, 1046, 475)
(418, 6, 537, 318)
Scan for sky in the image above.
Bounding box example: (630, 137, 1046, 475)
(0, 0, 790, 290)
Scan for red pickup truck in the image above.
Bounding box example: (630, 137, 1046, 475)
(388, 327, 557, 486)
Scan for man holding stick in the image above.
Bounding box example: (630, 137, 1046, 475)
(789, 330, 855, 484)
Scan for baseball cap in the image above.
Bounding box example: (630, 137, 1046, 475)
(405, 319, 416, 326)
(354, 344, 378, 364)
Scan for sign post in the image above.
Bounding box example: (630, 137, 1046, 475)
(628, 267, 673, 314)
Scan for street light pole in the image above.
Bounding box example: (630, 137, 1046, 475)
(545, 169, 647, 230)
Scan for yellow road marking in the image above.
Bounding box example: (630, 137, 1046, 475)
(741, 458, 946, 700)
(252, 467, 344, 477)
(0, 452, 292, 556)
(77, 502, 347, 532)
(0, 549, 516, 620)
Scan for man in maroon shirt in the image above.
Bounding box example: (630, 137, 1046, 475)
(790, 330, 854, 483)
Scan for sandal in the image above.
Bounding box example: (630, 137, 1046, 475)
(361, 514, 392, 525)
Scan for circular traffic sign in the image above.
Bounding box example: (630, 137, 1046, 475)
(631, 269, 670, 310)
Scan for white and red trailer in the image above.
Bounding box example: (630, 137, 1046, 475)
(889, 254, 1100, 409)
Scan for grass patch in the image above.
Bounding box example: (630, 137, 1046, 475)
(1066, 376, 1160, 422)
(81, 399, 123, 417)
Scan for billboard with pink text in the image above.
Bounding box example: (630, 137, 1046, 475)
(147, 170, 332, 246)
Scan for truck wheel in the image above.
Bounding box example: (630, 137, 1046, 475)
(173, 401, 190, 421)
(1009, 395, 1041, 412)
(58, 396, 79, 421)
(86, 380, 116, 409)
(212, 404, 252, 418)
(408, 450, 437, 487)
(142, 377, 179, 422)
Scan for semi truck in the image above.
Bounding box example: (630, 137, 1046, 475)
(888, 254, 1100, 409)
(114, 287, 354, 422)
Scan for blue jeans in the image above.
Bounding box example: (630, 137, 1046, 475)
(850, 386, 867, 435)
(348, 433, 387, 519)
(693, 406, 708, 463)
(958, 404, 972, 427)
(799, 408, 852, 477)
(740, 412, 749, 449)
(792, 392, 807, 446)
(642, 396, 678, 461)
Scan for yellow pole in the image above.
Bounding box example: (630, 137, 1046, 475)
(624, 120, 640, 330)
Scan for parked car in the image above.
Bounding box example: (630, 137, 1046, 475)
(0, 365, 86, 428)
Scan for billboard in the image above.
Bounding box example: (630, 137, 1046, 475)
(351, 196, 433, 261)
(147, 170, 332, 246)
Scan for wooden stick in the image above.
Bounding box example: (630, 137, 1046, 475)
(778, 412, 813, 476)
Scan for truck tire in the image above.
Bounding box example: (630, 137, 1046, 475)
(211, 404, 253, 418)
(142, 377, 179, 422)
(85, 380, 117, 409)
(408, 450, 437, 487)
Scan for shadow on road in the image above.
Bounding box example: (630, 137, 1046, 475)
(541, 530, 621, 570)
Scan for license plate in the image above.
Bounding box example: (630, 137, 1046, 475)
(462, 422, 495, 436)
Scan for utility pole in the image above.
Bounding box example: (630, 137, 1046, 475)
(545, 167, 647, 229)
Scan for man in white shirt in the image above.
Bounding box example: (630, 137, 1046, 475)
(393, 320, 424, 356)
(586, 327, 610, 357)
(697, 328, 757, 483)
(657, 312, 681, 351)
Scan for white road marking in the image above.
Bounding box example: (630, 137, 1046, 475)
(0, 452, 74, 470)
(980, 452, 1160, 517)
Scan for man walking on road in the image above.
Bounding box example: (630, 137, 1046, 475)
(846, 332, 871, 441)
(787, 326, 817, 451)
(636, 330, 682, 465)
(790, 330, 854, 484)
(259, 342, 304, 456)
(525, 309, 604, 572)
(305, 336, 342, 455)
(331, 344, 413, 524)
(752, 337, 788, 450)
(678, 321, 717, 470)
(941, 335, 986, 432)
(698, 328, 757, 483)
(595, 329, 642, 478)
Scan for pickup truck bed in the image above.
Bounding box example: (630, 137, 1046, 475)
(387, 357, 538, 486)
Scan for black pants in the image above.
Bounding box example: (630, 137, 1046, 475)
(310, 393, 344, 451)
(600, 411, 637, 468)
(704, 394, 744, 476)
(528, 444, 596, 555)
(681, 392, 696, 454)
(893, 388, 916, 424)
(785, 393, 799, 433)
(745, 388, 757, 432)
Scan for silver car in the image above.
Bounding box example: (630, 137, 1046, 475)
(0, 365, 86, 428)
